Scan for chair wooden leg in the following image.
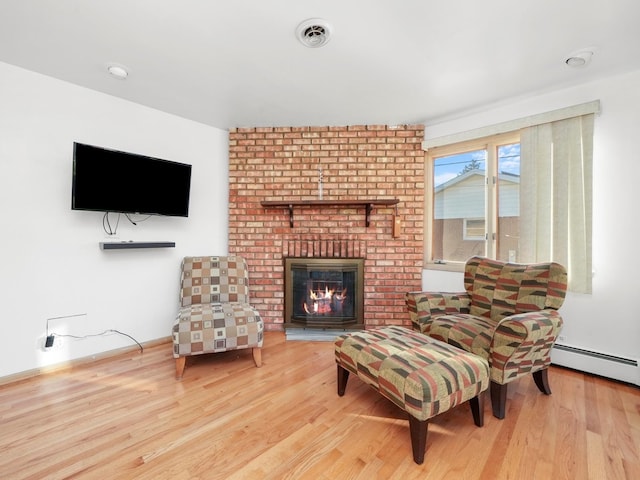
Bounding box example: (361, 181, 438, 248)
(533, 368, 552, 395)
(337, 365, 350, 396)
(490, 381, 508, 419)
(469, 391, 485, 427)
(175, 357, 186, 380)
(252, 347, 262, 367)
(408, 415, 429, 465)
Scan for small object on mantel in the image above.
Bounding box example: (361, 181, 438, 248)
(392, 206, 402, 238)
(260, 199, 399, 229)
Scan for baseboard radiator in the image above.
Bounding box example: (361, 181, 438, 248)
(552, 343, 639, 386)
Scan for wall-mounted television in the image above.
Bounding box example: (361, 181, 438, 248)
(72, 142, 192, 217)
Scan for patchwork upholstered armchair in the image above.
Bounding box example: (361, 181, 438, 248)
(172, 256, 264, 379)
(406, 256, 567, 419)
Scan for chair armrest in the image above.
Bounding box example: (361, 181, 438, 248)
(490, 310, 564, 384)
(405, 291, 471, 334)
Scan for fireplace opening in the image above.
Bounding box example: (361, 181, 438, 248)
(284, 257, 364, 329)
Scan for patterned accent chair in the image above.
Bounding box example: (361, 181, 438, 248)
(172, 256, 264, 379)
(405, 256, 567, 419)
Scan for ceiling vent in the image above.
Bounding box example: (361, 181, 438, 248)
(296, 18, 332, 48)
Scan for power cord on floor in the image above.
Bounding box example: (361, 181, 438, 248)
(47, 329, 143, 353)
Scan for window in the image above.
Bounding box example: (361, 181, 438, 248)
(424, 109, 595, 293)
(463, 219, 485, 240)
(427, 132, 520, 265)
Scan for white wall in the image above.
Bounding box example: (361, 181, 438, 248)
(423, 70, 640, 385)
(0, 62, 229, 378)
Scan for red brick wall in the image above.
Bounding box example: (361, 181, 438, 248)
(228, 125, 424, 331)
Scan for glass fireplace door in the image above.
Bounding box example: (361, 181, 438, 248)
(284, 258, 364, 328)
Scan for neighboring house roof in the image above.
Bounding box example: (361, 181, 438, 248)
(435, 169, 519, 193)
(434, 169, 520, 219)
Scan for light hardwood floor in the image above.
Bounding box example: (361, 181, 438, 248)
(1, 331, 638, 480)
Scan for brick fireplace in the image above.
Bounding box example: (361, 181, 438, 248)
(228, 124, 425, 331)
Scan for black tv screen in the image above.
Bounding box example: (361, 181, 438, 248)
(72, 142, 192, 217)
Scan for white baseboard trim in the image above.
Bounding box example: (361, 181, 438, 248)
(0, 336, 172, 386)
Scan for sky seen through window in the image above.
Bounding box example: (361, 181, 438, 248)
(434, 143, 520, 187)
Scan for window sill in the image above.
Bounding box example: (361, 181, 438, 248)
(424, 261, 465, 273)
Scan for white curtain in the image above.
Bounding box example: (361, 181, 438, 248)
(520, 114, 594, 293)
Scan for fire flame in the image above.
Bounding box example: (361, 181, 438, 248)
(304, 286, 347, 315)
(309, 286, 335, 301)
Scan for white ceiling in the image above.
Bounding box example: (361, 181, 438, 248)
(1, 0, 639, 130)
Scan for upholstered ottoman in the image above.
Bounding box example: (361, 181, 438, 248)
(334, 326, 489, 464)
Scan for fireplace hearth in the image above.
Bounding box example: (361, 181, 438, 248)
(284, 257, 364, 330)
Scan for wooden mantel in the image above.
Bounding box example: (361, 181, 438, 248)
(260, 199, 399, 228)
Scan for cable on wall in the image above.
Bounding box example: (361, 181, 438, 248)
(45, 314, 143, 353)
(47, 329, 144, 353)
(102, 212, 120, 235)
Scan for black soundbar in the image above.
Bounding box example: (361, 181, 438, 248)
(99, 241, 176, 250)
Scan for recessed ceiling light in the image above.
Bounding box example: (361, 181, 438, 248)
(296, 18, 332, 48)
(107, 64, 129, 79)
(564, 50, 593, 68)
